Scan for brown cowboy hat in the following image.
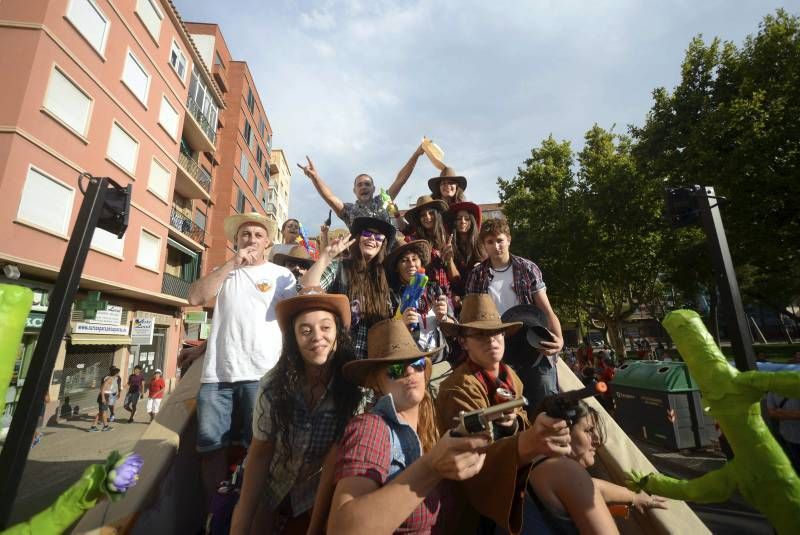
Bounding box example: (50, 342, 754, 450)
(427, 166, 467, 195)
(404, 195, 448, 222)
(447, 201, 482, 229)
(343, 318, 440, 385)
(383, 239, 432, 271)
(273, 245, 314, 269)
(224, 212, 277, 243)
(440, 294, 522, 338)
(276, 293, 351, 333)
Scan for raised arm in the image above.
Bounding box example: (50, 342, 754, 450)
(301, 234, 354, 290)
(387, 144, 425, 199)
(298, 156, 346, 217)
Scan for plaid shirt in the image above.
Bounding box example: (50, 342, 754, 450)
(340, 195, 392, 227)
(251, 370, 340, 515)
(464, 254, 545, 304)
(335, 395, 449, 533)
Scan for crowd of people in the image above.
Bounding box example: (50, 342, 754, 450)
(180, 146, 668, 534)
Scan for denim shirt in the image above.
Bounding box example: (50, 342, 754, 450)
(370, 394, 423, 481)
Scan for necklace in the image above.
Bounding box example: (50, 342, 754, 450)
(491, 261, 512, 274)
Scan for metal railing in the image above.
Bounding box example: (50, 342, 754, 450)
(185, 97, 216, 144)
(178, 151, 212, 194)
(162, 272, 191, 299)
(169, 207, 205, 244)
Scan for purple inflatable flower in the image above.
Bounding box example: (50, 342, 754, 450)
(106, 452, 143, 493)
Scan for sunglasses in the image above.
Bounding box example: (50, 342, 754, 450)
(360, 230, 385, 242)
(385, 357, 426, 380)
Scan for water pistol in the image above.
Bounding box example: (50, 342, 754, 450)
(451, 396, 529, 437)
(379, 188, 399, 217)
(394, 270, 428, 331)
(539, 381, 608, 425)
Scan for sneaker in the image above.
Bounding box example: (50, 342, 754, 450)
(109, 415, 115, 422)
(101, 426, 113, 432)
(128, 417, 134, 423)
(88, 426, 100, 432)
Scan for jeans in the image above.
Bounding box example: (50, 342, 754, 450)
(197, 381, 260, 453)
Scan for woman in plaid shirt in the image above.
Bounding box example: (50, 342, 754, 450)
(230, 294, 362, 533)
(328, 319, 489, 533)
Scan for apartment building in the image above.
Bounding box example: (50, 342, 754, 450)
(267, 148, 292, 243)
(0, 0, 223, 421)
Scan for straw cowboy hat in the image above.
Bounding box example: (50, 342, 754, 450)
(383, 240, 432, 271)
(223, 212, 277, 243)
(343, 318, 440, 385)
(349, 216, 397, 250)
(404, 195, 448, 222)
(273, 245, 315, 269)
(276, 293, 351, 333)
(501, 304, 556, 349)
(447, 201, 482, 229)
(427, 166, 467, 195)
(440, 294, 523, 338)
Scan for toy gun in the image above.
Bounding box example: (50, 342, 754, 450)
(323, 210, 332, 227)
(394, 270, 428, 330)
(379, 188, 399, 217)
(451, 396, 529, 437)
(540, 381, 608, 425)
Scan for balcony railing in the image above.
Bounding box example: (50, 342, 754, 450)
(178, 151, 212, 194)
(162, 272, 191, 299)
(186, 96, 216, 144)
(169, 207, 205, 244)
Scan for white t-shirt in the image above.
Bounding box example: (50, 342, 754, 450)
(487, 266, 519, 316)
(201, 262, 297, 383)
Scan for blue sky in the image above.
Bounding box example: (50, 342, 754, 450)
(173, 0, 790, 229)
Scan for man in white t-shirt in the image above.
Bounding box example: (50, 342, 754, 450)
(188, 212, 296, 499)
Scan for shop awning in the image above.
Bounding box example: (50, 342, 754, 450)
(70, 334, 132, 346)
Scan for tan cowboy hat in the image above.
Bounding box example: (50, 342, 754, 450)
(404, 195, 448, 222)
(273, 245, 314, 269)
(224, 212, 277, 242)
(440, 294, 523, 338)
(383, 240, 432, 271)
(343, 318, 440, 385)
(276, 293, 351, 333)
(427, 166, 467, 195)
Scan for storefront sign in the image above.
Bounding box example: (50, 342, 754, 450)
(185, 311, 208, 324)
(73, 323, 129, 336)
(26, 312, 46, 331)
(85, 304, 123, 326)
(131, 318, 155, 345)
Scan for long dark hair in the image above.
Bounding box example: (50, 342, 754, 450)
(344, 238, 391, 324)
(261, 316, 362, 461)
(432, 186, 466, 206)
(412, 209, 447, 251)
(454, 211, 485, 269)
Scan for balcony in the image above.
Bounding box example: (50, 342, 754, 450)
(176, 151, 212, 201)
(213, 63, 228, 93)
(183, 96, 216, 153)
(168, 206, 205, 249)
(162, 272, 191, 299)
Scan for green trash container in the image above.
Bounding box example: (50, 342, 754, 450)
(611, 360, 716, 450)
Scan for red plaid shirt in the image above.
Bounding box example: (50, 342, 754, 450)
(464, 254, 545, 303)
(335, 412, 448, 533)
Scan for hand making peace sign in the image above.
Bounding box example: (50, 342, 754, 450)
(297, 156, 320, 181)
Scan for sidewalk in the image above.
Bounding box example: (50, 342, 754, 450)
(8, 396, 164, 525)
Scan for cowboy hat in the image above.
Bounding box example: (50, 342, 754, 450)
(223, 212, 277, 243)
(440, 294, 522, 338)
(343, 318, 440, 385)
(427, 166, 467, 196)
(276, 293, 351, 333)
(501, 304, 556, 349)
(447, 201, 482, 229)
(273, 245, 314, 269)
(383, 239, 432, 271)
(404, 195, 448, 222)
(349, 216, 396, 250)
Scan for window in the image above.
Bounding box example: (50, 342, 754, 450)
(188, 68, 219, 133)
(92, 227, 125, 256)
(42, 67, 92, 136)
(258, 117, 266, 138)
(158, 95, 179, 139)
(122, 51, 150, 105)
(107, 122, 139, 174)
(147, 158, 171, 200)
(214, 51, 225, 68)
(17, 167, 74, 235)
(254, 180, 260, 200)
(136, 0, 163, 41)
(256, 147, 263, 167)
(246, 88, 255, 113)
(137, 229, 162, 271)
(235, 188, 246, 213)
(239, 152, 249, 180)
(65, 0, 109, 54)
(243, 121, 252, 146)
(194, 209, 206, 230)
(169, 40, 187, 80)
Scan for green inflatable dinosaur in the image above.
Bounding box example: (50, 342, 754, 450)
(626, 309, 800, 534)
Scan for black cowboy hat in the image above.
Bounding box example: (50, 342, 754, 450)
(349, 216, 396, 250)
(501, 304, 556, 349)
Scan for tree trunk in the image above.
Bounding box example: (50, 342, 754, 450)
(605, 318, 626, 363)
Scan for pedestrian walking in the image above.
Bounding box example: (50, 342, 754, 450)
(124, 365, 144, 422)
(89, 366, 119, 432)
(146, 369, 165, 422)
